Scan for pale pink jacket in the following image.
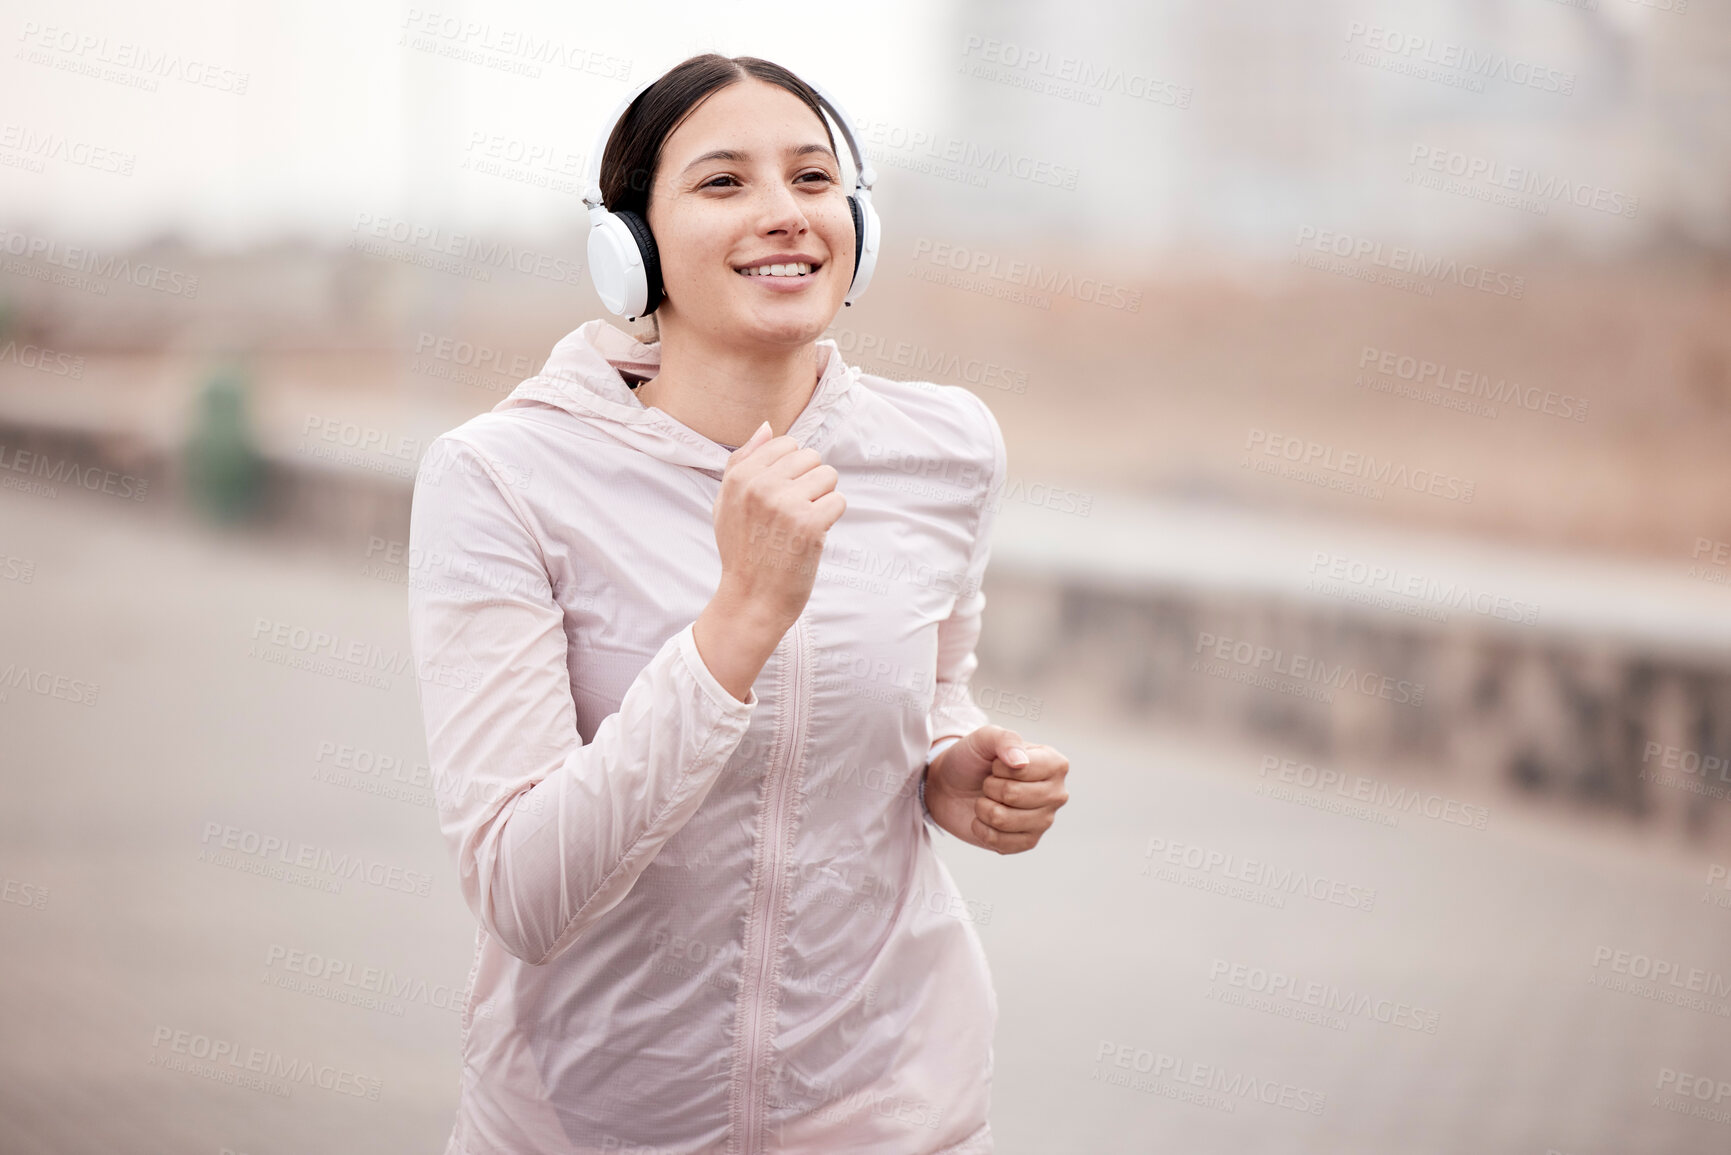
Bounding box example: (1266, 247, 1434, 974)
(406, 318, 1007, 1155)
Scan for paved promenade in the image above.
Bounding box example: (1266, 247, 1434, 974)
(2, 489, 1729, 1153)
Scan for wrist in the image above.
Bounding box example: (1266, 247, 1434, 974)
(710, 579, 794, 639)
(928, 734, 963, 764)
(693, 595, 786, 703)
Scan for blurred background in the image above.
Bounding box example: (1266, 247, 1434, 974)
(4, 0, 1731, 1151)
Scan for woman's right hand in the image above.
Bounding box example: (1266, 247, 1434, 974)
(712, 420, 847, 630)
(693, 421, 846, 702)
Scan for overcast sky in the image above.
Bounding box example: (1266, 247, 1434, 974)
(2, 0, 1725, 258)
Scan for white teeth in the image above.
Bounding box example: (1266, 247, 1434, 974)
(738, 262, 813, 277)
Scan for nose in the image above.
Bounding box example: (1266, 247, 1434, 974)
(753, 177, 810, 239)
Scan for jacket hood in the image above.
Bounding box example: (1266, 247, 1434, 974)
(493, 318, 865, 477)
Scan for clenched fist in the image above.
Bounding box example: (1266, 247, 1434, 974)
(713, 419, 847, 630)
(925, 726, 1070, 854)
(692, 420, 846, 703)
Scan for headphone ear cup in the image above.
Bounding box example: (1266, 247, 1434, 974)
(847, 195, 865, 283)
(613, 209, 664, 317)
(844, 194, 880, 306)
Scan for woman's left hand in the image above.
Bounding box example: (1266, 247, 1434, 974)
(925, 726, 1069, 853)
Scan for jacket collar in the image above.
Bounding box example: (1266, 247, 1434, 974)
(495, 319, 863, 477)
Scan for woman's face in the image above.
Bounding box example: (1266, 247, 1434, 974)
(646, 77, 855, 349)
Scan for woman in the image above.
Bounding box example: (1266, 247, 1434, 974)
(407, 53, 1071, 1155)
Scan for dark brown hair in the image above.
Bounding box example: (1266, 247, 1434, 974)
(599, 54, 840, 341)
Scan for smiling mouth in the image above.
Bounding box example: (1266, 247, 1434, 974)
(735, 262, 820, 278)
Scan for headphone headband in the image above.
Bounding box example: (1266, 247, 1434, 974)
(581, 77, 655, 210)
(580, 72, 875, 211)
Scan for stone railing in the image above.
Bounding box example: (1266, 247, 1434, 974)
(977, 496, 1731, 846)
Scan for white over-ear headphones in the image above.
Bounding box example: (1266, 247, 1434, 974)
(579, 71, 881, 321)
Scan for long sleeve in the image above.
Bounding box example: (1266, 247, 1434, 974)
(921, 391, 1008, 825)
(406, 434, 757, 966)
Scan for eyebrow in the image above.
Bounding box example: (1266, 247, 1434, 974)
(678, 142, 838, 178)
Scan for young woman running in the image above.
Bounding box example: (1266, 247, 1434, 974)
(407, 52, 1071, 1155)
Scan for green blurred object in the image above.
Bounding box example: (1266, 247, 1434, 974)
(184, 363, 265, 523)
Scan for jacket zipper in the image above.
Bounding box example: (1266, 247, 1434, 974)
(739, 615, 810, 1153)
